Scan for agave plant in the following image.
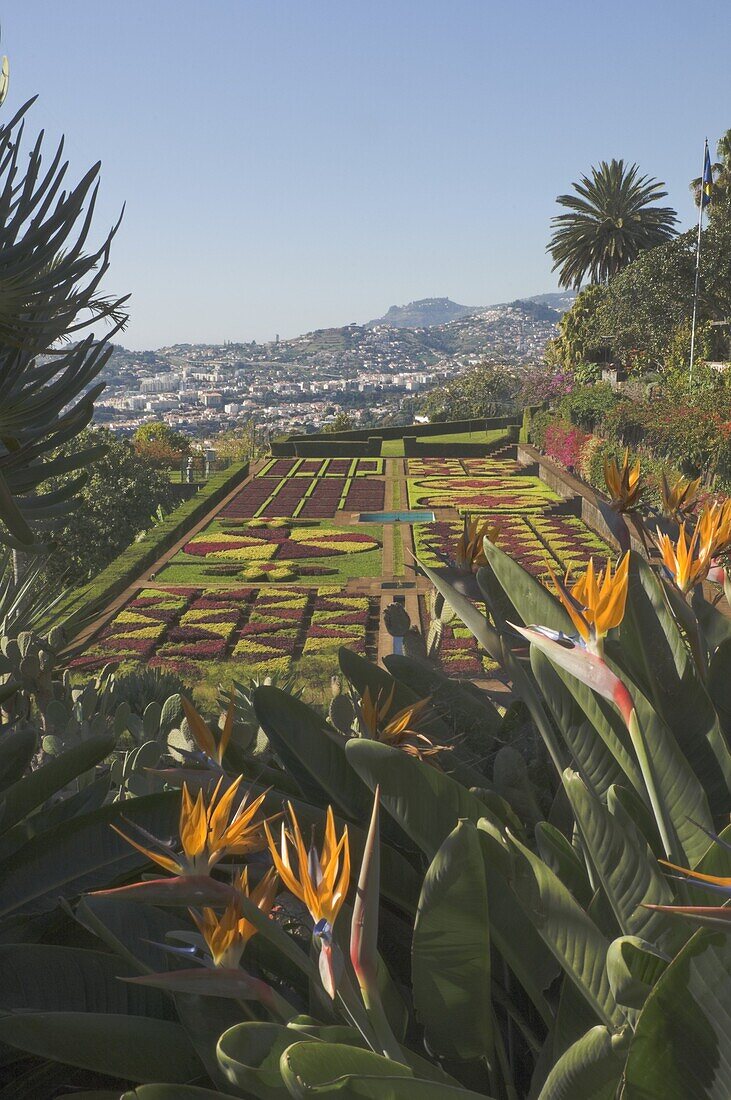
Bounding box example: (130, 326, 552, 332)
(0, 73, 128, 552)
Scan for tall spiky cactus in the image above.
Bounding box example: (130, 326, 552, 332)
(0, 58, 128, 552)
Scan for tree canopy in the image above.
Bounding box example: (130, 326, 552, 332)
(548, 158, 677, 289)
(42, 427, 176, 588)
(419, 363, 519, 421)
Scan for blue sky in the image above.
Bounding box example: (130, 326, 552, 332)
(5, 1, 730, 348)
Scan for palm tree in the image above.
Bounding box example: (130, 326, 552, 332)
(690, 129, 731, 210)
(547, 159, 678, 289)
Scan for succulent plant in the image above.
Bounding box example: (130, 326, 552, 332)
(382, 601, 411, 637)
(328, 691, 356, 735)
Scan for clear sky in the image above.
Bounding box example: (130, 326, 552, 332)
(5, 1, 730, 349)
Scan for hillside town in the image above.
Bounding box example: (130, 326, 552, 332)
(93, 298, 563, 439)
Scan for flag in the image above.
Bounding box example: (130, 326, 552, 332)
(702, 143, 713, 207)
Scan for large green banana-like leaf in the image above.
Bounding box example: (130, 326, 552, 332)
(507, 834, 624, 1029)
(76, 894, 196, 975)
(0, 789, 180, 918)
(412, 822, 492, 1062)
(707, 638, 731, 740)
(480, 539, 573, 635)
(0, 1013, 203, 1084)
(278, 1042, 493, 1098)
(0, 943, 173, 1021)
(121, 1088, 240, 1099)
(477, 821, 559, 1027)
(252, 685, 372, 819)
(531, 649, 643, 798)
(338, 648, 422, 716)
(616, 554, 731, 811)
(605, 784, 663, 858)
(344, 739, 495, 859)
(623, 688, 715, 867)
(606, 936, 669, 1010)
(623, 929, 731, 1099)
(692, 586, 731, 651)
(0, 733, 115, 836)
(563, 771, 681, 952)
(383, 653, 502, 737)
(536, 1024, 627, 1100)
(218, 1020, 306, 1099)
(535, 822, 593, 907)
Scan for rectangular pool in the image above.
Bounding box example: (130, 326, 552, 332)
(358, 510, 435, 523)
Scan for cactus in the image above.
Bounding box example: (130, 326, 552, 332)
(382, 602, 411, 638)
(402, 626, 429, 663)
(329, 692, 356, 735)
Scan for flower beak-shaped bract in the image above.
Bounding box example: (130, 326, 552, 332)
(113, 776, 270, 876)
(604, 450, 642, 513)
(266, 804, 350, 997)
(360, 686, 445, 764)
(512, 553, 634, 726)
(547, 553, 630, 655)
(455, 516, 499, 572)
(191, 865, 279, 968)
(182, 695, 234, 766)
(660, 472, 701, 521)
(656, 501, 731, 594)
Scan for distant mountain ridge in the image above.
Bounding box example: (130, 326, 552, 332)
(366, 297, 475, 329)
(368, 292, 574, 329)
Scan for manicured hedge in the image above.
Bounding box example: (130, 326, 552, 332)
(56, 461, 250, 640)
(284, 415, 518, 444)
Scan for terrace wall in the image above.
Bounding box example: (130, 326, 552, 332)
(284, 414, 519, 444)
(517, 443, 643, 552)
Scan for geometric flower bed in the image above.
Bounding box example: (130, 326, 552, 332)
(167, 520, 383, 585)
(259, 457, 384, 479)
(302, 591, 376, 659)
(413, 512, 611, 578)
(68, 583, 379, 680)
(407, 475, 558, 514)
(222, 466, 385, 520)
(342, 478, 386, 512)
(407, 457, 520, 478)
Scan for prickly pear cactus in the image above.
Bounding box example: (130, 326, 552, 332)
(402, 626, 429, 662)
(329, 692, 356, 735)
(383, 602, 411, 638)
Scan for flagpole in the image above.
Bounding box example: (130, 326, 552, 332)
(689, 138, 708, 385)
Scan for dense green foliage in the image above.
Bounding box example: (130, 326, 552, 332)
(41, 428, 177, 589)
(52, 459, 249, 639)
(548, 207, 731, 370)
(133, 422, 192, 468)
(419, 363, 519, 421)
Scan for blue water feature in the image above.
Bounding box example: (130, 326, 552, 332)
(358, 510, 435, 523)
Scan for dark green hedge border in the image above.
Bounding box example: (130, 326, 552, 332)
(56, 460, 250, 642)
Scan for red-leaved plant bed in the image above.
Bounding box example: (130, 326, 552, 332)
(343, 480, 385, 511)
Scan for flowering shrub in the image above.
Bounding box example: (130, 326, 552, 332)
(543, 419, 588, 471)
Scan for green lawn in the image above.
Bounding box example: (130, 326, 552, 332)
(417, 428, 509, 445)
(381, 439, 404, 457)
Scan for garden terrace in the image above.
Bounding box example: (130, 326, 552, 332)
(66, 420, 618, 706)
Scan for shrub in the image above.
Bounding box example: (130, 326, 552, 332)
(557, 381, 618, 431)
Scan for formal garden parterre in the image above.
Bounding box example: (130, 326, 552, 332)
(69, 436, 620, 703)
